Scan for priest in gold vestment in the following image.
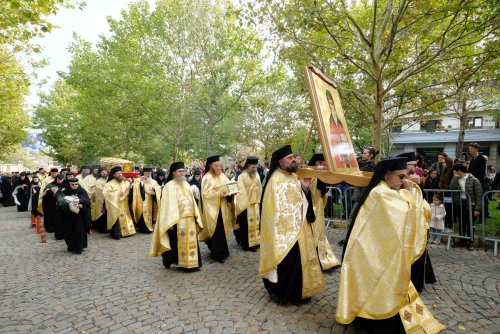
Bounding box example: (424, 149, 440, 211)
(132, 167, 160, 233)
(233, 156, 261, 252)
(92, 168, 108, 232)
(200, 155, 234, 263)
(260, 145, 325, 306)
(103, 166, 136, 240)
(150, 162, 203, 270)
(336, 157, 444, 334)
(307, 154, 340, 271)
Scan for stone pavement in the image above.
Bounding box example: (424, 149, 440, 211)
(0, 206, 498, 334)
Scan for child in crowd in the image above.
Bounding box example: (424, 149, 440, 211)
(429, 195, 446, 244)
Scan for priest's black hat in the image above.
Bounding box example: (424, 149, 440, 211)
(169, 162, 185, 173)
(50, 168, 59, 173)
(61, 167, 70, 172)
(143, 166, 153, 172)
(68, 177, 79, 183)
(193, 169, 201, 176)
(379, 157, 408, 171)
(91, 164, 100, 170)
(80, 165, 91, 170)
(206, 155, 220, 166)
(157, 171, 165, 177)
(56, 174, 65, 180)
(396, 152, 417, 162)
(308, 153, 325, 166)
(245, 156, 259, 166)
(272, 145, 293, 161)
(110, 166, 122, 174)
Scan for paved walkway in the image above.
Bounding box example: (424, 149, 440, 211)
(0, 206, 498, 334)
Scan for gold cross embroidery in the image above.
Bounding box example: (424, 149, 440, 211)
(416, 304, 424, 316)
(404, 310, 412, 322)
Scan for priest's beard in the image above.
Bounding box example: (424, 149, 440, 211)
(249, 171, 258, 178)
(115, 175, 124, 182)
(281, 162, 298, 173)
(175, 176, 186, 182)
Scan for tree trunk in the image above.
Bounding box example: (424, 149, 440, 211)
(172, 108, 185, 161)
(455, 96, 468, 160)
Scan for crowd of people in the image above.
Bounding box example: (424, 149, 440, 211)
(0, 142, 498, 334)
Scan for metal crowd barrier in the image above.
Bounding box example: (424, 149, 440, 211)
(482, 190, 499, 256)
(422, 189, 474, 251)
(324, 186, 344, 228)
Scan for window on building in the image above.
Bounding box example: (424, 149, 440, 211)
(390, 125, 402, 133)
(468, 117, 483, 128)
(420, 120, 442, 132)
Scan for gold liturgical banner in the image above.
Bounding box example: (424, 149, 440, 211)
(297, 67, 372, 186)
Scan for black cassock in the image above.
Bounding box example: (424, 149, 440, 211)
(42, 181, 66, 236)
(30, 183, 42, 216)
(14, 179, 30, 212)
(1, 177, 15, 207)
(58, 186, 91, 254)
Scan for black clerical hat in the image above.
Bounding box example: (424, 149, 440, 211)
(81, 165, 91, 170)
(50, 168, 59, 173)
(206, 155, 220, 166)
(308, 153, 325, 166)
(68, 178, 79, 183)
(61, 168, 70, 172)
(110, 166, 122, 175)
(143, 166, 153, 172)
(169, 162, 185, 174)
(378, 157, 408, 172)
(272, 145, 293, 161)
(56, 174, 65, 180)
(91, 164, 100, 170)
(157, 171, 165, 177)
(396, 152, 416, 162)
(193, 169, 201, 176)
(245, 156, 259, 166)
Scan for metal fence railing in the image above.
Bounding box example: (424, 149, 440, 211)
(482, 190, 499, 256)
(422, 189, 474, 250)
(324, 186, 343, 228)
(324, 186, 355, 229)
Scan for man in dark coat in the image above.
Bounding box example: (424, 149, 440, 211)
(42, 174, 66, 238)
(58, 178, 91, 254)
(1, 173, 15, 207)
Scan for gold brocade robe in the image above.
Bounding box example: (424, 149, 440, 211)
(336, 181, 444, 333)
(310, 178, 340, 270)
(38, 175, 55, 213)
(79, 174, 97, 220)
(259, 168, 325, 299)
(131, 178, 159, 232)
(102, 179, 136, 237)
(234, 171, 262, 247)
(150, 180, 203, 268)
(92, 177, 107, 221)
(199, 172, 234, 241)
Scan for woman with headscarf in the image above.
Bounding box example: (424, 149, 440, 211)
(336, 157, 444, 334)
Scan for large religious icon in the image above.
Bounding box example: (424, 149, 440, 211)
(304, 67, 359, 174)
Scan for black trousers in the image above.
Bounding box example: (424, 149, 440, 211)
(207, 210, 230, 261)
(453, 199, 473, 245)
(110, 220, 121, 240)
(263, 242, 303, 305)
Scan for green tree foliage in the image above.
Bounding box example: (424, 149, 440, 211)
(0, 46, 29, 159)
(36, 0, 303, 165)
(0, 0, 85, 53)
(246, 0, 498, 156)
